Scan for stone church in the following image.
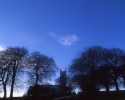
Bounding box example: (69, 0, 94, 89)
(39, 70, 67, 96)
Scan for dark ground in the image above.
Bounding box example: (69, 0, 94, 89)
(78, 90, 125, 100)
(0, 91, 125, 100)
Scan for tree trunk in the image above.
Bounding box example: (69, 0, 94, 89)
(105, 85, 109, 92)
(35, 73, 38, 85)
(112, 71, 119, 91)
(10, 71, 16, 98)
(114, 80, 119, 91)
(112, 76, 119, 91)
(3, 84, 7, 99)
(35, 65, 39, 85)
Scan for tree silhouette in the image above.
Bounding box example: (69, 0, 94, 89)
(0, 51, 12, 99)
(104, 48, 125, 91)
(27, 52, 57, 86)
(69, 46, 105, 92)
(118, 64, 125, 86)
(69, 46, 125, 92)
(0, 47, 28, 98)
(95, 65, 113, 91)
(2, 47, 28, 98)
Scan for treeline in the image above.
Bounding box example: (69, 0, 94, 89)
(69, 46, 125, 92)
(1, 45, 125, 98)
(0, 47, 58, 99)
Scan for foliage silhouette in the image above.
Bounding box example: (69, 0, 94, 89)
(69, 46, 125, 92)
(0, 45, 125, 98)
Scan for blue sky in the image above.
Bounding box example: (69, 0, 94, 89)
(0, 0, 125, 78)
(0, 0, 125, 96)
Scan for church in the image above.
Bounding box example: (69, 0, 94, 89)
(39, 70, 67, 96)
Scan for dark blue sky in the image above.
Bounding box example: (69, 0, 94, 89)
(0, 0, 125, 70)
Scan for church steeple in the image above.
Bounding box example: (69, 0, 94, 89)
(60, 69, 66, 94)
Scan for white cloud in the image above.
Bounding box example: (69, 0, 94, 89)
(48, 32, 57, 38)
(0, 45, 5, 51)
(48, 32, 78, 46)
(58, 35, 78, 45)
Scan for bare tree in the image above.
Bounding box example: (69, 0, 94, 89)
(1, 47, 28, 98)
(69, 57, 88, 92)
(69, 46, 125, 92)
(81, 46, 104, 91)
(0, 51, 12, 99)
(95, 65, 114, 91)
(117, 64, 125, 86)
(27, 52, 57, 86)
(69, 46, 105, 92)
(104, 48, 125, 91)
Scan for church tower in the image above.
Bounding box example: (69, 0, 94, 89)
(60, 69, 66, 94)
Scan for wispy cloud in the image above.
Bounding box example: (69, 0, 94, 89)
(49, 32, 78, 46)
(0, 45, 5, 51)
(49, 32, 57, 38)
(58, 35, 78, 45)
